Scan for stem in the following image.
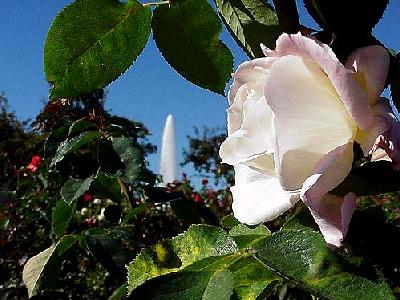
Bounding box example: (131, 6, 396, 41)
(272, 0, 300, 34)
(143, 0, 169, 7)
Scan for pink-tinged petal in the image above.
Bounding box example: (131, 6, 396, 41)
(365, 98, 400, 170)
(220, 86, 275, 165)
(231, 163, 299, 225)
(346, 46, 390, 105)
(229, 57, 278, 105)
(300, 143, 355, 247)
(264, 55, 356, 190)
(378, 120, 400, 171)
(307, 193, 356, 247)
(274, 33, 373, 130)
(355, 98, 391, 155)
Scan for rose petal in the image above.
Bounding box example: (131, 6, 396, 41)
(273, 33, 373, 130)
(345, 46, 390, 105)
(355, 98, 391, 155)
(300, 142, 355, 247)
(231, 163, 299, 225)
(265, 55, 356, 190)
(306, 193, 356, 247)
(220, 83, 275, 165)
(229, 57, 278, 105)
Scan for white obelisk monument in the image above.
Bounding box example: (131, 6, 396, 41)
(160, 114, 178, 185)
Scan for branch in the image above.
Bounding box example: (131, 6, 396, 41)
(272, 0, 300, 34)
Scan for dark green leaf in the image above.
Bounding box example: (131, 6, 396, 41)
(52, 200, 75, 236)
(152, 0, 233, 94)
(229, 224, 270, 249)
(97, 139, 125, 174)
(220, 213, 240, 228)
(44, 117, 73, 157)
(50, 131, 101, 168)
(85, 231, 129, 279)
(93, 172, 123, 203)
(129, 270, 233, 300)
(109, 283, 128, 300)
(215, 0, 281, 58)
(45, 0, 151, 99)
(60, 177, 94, 205)
(68, 118, 96, 136)
(303, 0, 388, 35)
(112, 137, 143, 184)
(130, 253, 281, 300)
(121, 203, 151, 225)
(127, 225, 238, 293)
(255, 228, 395, 300)
(56, 235, 79, 256)
(185, 254, 281, 299)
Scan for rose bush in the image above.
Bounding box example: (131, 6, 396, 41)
(220, 33, 399, 247)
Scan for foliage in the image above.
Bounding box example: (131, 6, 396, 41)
(182, 127, 234, 185)
(3, 0, 400, 299)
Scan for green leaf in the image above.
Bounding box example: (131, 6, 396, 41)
(203, 270, 233, 300)
(109, 283, 128, 300)
(186, 254, 281, 299)
(50, 131, 101, 168)
(121, 203, 150, 225)
(85, 230, 129, 279)
(129, 269, 233, 300)
(130, 253, 280, 300)
(220, 213, 240, 228)
(229, 224, 270, 249)
(303, 0, 388, 35)
(52, 199, 75, 236)
(22, 236, 78, 298)
(112, 137, 143, 184)
(68, 118, 96, 137)
(56, 235, 79, 255)
(152, 0, 233, 94)
(97, 139, 125, 174)
(45, 0, 151, 99)
(127, 225, 238, 293)
(60, 177, 94, 205)
(23, 244, 57, 298)
(255, 227, 395, 300)
(93, 172, 123, 203)
(215, 0, 281, 58)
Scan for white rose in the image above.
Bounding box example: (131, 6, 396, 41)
(219, 33, 396, 247)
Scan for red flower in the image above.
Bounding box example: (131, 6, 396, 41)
(194, 194, 202, 203)
(201, 179, 208, 186)
(83, 193, 93, 202)
(26, 155, 42, 173)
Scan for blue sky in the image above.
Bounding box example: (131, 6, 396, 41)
(1, 1, 399, 179)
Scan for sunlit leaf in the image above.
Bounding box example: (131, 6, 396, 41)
(45, 0, 151, 99)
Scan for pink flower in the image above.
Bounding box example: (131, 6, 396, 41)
(220, 33, 395, 247)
